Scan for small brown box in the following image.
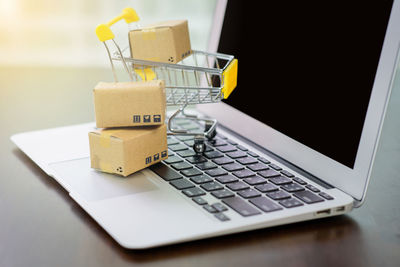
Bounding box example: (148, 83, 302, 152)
(88, 124, 168, 177)
(93, 80, 166, 128)
(129, 20, 192, 64)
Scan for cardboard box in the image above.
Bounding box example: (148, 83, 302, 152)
(89, 124, 168, 177)
(129, 20, 192, 64)
(94, 80, 166, 128)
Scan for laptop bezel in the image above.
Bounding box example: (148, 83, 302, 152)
(198, 0, 400, 203)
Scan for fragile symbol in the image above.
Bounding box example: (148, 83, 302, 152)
(144, 115, 151, 123)
(153, 153, 160, 161)
(133, 115, 141, 123)
(161, 150, 167, 158)
(145, 156, 152, 164)
(153, 114, 161, 122)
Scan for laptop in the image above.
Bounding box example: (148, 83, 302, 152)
(10, 0, 400, 249)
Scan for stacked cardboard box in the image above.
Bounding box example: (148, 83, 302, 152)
(89, 80, 168, 177)
(89, 19, 192, 177)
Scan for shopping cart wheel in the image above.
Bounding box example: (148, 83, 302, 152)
(205, 122, 217, 140)
(193, 138, 206, 154)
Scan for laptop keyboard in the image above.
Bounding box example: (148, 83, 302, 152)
(150, 120, 334, 222)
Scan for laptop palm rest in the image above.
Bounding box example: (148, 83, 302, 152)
(49, 157, 159, 202)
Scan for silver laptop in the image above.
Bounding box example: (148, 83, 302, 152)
(11, 0, 400, 249)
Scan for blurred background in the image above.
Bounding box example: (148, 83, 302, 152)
(0, 0, 216, 67)
(0, 0, 218, 133)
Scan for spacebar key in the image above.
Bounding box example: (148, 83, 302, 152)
(222, 197, 261, 217)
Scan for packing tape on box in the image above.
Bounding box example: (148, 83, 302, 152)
(142, 28, 156, 40)
(98, 130, 123, 148)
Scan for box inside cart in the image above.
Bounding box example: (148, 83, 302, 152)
(129, 20, 192, 64)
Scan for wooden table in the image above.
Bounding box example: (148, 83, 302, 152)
(1, 66, 399, 267)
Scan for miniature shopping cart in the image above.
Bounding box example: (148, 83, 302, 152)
(95, 7, 238, 153)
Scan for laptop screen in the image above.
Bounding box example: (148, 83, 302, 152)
(219, 1, 393, 168)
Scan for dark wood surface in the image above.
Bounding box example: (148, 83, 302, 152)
(1, 66, 400, 267)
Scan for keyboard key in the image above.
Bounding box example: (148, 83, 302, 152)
(181, 168, 203, 177)
(190, 174, 213, 184)
(237, 157, 258, 165)
(177, 135, 194, 141)
(150, 163, 182, 181)
(207, 139, 228, 147)
(226, 181, 250, 191)
(211, 203, 228, 212)
(247, 163, 269, 172)
(237, 188, 261, 198)
(169, 144, 188, 151)
(269, 163, 282, 171)
(247, 151, 259, 157)
(204, 150, 224, 159)
(279, 198, 304, 208)
(243, 176, 267, 185)
(196, 162, 218, 170)
(163, 155, 183, 164)
(211, 189, 235, 199)
(319, 192, 334, 200)
(269, 176, 292, 185)
(171, 162, 192, 170)
(184, 140, 195, 146)
(186, 155, 207, 164)
(227, 139, 238, 145)
(293, 177, 307, 185)
(182, 187, 206, 197)
(226, 151, 248, 159)
(258, 169, 280, 178)
(215, 175, 239, 184)
(177, 150, 197, 158)
(167, 137, 179, 145)
(258, 157, 271, 164)
(281, 170, 295, 177)
(192, 196, 208, 205)
(249, 196, 283, 212)
(222, 197, 261, 217)
(266, 190, 291, 200)
(255, 183, 278, 192)
(200, 181, 224, 191)
(236, 145, 248, 151)
(212, 157, 234, 165)
(168, 149, 175, 156)
(232, 169, 255, 178)
(222, 163, 244, 172)
(205, 168, 228, 177)
(281, 183, 305, 192)
(203, 204, 218, 213)
(217, 145, 237, 153)
(294, 190, 324, 204)
(306, 184, 321, 193)
(214, 213, 230, 222)
(170, 179, 195, 190)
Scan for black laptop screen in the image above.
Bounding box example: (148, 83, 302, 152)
(219, 1, 393, 168)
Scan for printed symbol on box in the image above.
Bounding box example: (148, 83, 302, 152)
(145, 156, 152, 165)
(153, 114, 161, 122)
(161, 150, 167, 158)
(144, 115, 151, 123)
(133, 115, 141, 123)
(116, 166, 123, 173)
(153, 153, 160, 161)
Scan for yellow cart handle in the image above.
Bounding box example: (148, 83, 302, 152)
(95, 7, 139, 42)
(221, 59, 238, 99)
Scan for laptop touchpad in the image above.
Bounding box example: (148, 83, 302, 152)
(49, 157, 159, 202)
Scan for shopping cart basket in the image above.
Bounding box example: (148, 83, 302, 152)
(95, 7, 238, 153)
